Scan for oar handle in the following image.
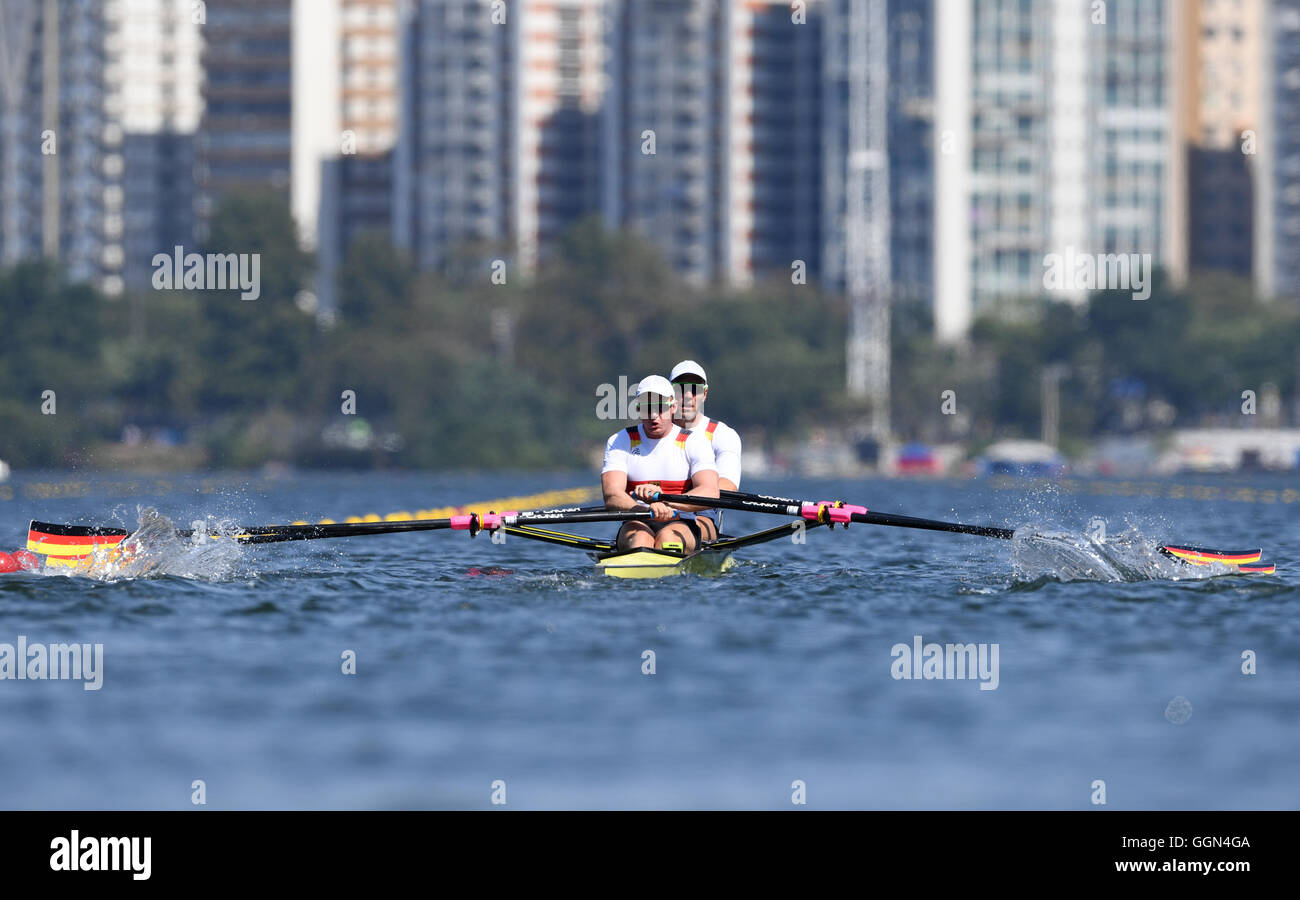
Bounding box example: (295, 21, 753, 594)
(650, 492, 864, 523)
(716, 490, 861, 521)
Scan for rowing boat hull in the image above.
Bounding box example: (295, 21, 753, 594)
(594, 547, 734, 579)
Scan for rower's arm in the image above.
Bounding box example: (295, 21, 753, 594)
(602, 470, 639, 511)
(601, 431, 640, 510)
(672, 468, 719, 511)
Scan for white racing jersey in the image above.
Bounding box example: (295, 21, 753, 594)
(685, 415, 741, 487)
(602, 424, 717, 516)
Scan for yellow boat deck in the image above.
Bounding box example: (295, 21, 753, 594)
(593, 547, 735, 579)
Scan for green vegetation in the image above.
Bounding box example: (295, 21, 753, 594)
(0, 194, 1296, 469)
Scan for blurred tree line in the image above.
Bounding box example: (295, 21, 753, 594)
(0, 192, 1297, 469)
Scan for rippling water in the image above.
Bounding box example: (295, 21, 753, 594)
(1, 471, 1295, 809)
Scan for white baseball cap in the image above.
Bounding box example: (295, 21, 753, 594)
(669, 360, 707, 383)
(634, 375, 676, 404)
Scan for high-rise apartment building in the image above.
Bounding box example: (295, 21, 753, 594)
(934, 0, 1186, 339)
(0, 0, 109, 288)
(309, 0, 403, 309)
(1183, 0, 1262, 277)
(603, 0, 823, 287)
(103, 0, 203, 292)
(196, 0, 293, 237)
(602, 0, 720, 284)
(888, 0, 934, 306)
(395, 0, 513, 269)
(1258, 0, 1300, 301)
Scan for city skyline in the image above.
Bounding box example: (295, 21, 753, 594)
(0, 0, 1296, 339)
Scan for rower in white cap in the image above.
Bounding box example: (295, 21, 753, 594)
(669, 360, 742, 541)
(601, 375, 720, 552)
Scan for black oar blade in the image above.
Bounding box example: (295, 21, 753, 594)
(29, 521, 129, 538)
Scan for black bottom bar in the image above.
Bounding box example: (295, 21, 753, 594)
(0, 810, 1286, 887)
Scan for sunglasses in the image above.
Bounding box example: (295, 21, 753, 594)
(637, 400, 676, 417)
(672, 382, 707, 396)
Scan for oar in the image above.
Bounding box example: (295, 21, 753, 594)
(230, 507, 659, 544)
(27, 506, 654, 551)
(651, 489, 1272, 570)
(652, 491, 1012, 538)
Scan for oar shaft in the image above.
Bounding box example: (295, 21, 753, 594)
(658, 491, 1015, 540)
(850, 511, 1013, 540)
(235, 520, 454, 544)
(653, 493, 796, 516)
(181, 507, 652, 545)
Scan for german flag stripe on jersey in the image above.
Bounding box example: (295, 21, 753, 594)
(627, 479, 689, 493)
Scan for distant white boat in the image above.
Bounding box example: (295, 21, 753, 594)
(977, 440, 1066, 477)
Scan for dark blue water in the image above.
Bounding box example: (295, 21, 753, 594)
(1, 471, 1295, 809)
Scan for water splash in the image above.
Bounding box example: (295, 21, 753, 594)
(65, 508, 249, 582)
(1010, 527, 1231, 583)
